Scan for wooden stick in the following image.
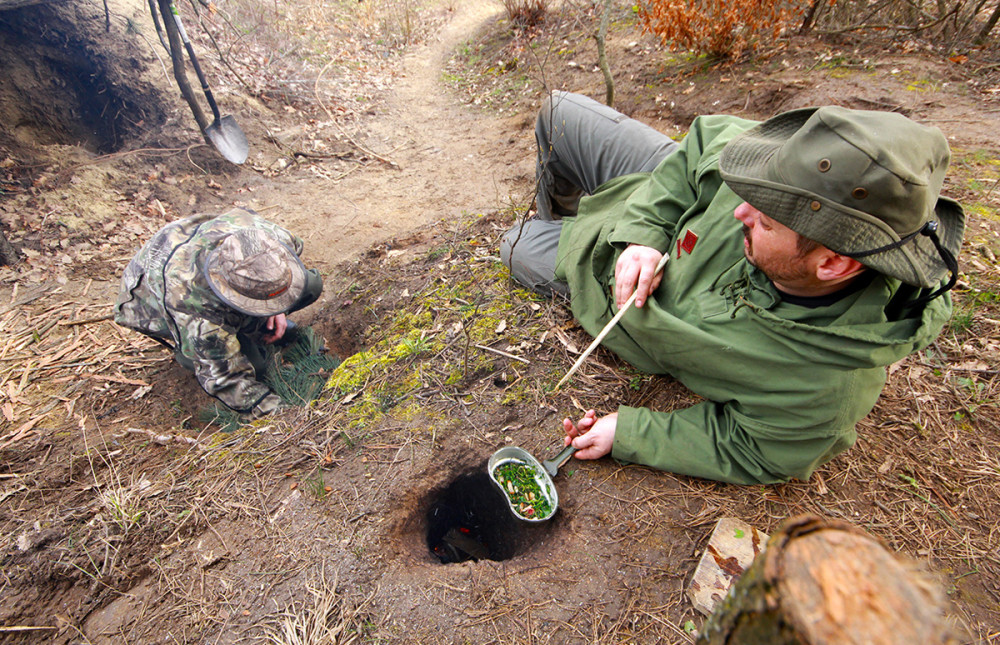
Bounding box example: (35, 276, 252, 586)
(474, 344, 530, 364)
(57, 313, 113, 326)
(554, 252, 669, 391)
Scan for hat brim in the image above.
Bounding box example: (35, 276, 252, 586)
(720, 109, 965, 288)
(204, 240, 307, 316)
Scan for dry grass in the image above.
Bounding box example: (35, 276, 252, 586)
(263, 572, 377, 645)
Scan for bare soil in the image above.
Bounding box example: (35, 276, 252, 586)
(2, 0, 1000, 643)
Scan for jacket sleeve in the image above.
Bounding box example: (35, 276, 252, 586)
(607, 115, 759, 254)
(612, 401, 857, 485)
(170, 309, 281, 415)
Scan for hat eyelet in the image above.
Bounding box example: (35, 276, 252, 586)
(852, 187, 868, 200)
(818, 159, 831, 172)
(810, 201, 821, 211)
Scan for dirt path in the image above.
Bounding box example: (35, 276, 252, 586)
(251, 0, 532, 271)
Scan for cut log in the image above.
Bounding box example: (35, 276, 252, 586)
(697, 514, 961, 645)
(687, 517, 769, 616)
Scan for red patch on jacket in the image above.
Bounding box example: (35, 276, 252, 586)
(677, 229, 698, 258)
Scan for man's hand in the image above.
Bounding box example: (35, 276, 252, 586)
(262, 313, 288, 344)
(563, 410, 618, 460)
(615, 244, 664, 309)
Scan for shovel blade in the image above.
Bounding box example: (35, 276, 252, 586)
(205, 115, 249, 164)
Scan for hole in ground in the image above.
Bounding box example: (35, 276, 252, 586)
(426, 467, 551, 564)
(0, 4, 167, 154)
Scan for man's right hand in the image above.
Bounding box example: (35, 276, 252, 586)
(563, 410, 618, 460)
(615, 244, 664, 309)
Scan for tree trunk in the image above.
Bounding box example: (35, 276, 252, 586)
(975, 0, 1000, 44)
(0, 228, 18, 266)
(798, 0, 824, 35)
(697, 515, 961, 645)
(594, 0, 614, 108)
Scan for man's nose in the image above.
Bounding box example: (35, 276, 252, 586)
(733, 202, 754, 226)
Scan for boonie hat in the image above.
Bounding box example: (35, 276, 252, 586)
(719, 106, 964, 293)
(204, 228, 307, 316)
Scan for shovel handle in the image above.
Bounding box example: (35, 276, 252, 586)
(169, 2, 222, 122)
(543, 444, 578, 477)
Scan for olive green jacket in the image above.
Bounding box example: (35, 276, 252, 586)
(554, 115, 951, 484)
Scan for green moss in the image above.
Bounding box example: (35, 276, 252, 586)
(499, 379, 531, 405)
(320, 235, 550, 446)
(966, 204, 999, 220)
(905, 78, 939, 93)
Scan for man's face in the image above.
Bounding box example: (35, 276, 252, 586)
(733, 202, 816, 286)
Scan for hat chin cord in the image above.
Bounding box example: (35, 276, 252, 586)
(839, 221, 958, 305)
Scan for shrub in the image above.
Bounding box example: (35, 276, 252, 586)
(638, 0, 807, 60)
(501, 0, 548, 31)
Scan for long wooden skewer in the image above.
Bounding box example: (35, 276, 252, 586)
(553, 252, 670, 391)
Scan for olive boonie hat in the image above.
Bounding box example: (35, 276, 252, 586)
(719, 106, 964, 293)
(204, 228, 307, 316)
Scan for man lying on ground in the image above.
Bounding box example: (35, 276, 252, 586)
(501, 91, 965, 484)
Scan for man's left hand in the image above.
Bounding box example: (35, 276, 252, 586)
(262, 313, 287, 344)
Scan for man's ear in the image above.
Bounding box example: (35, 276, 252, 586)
(815, 250, 866, 282)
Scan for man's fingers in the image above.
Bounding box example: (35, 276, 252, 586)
(615, 265, 638, 308)
(571, 430, 596, 450)
(571, 432, 602, 459)
(635, 267, 654, 308)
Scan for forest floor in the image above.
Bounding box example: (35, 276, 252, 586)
(2, 0, 1000, 642)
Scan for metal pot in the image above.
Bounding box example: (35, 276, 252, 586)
(487, 445, 577, 523)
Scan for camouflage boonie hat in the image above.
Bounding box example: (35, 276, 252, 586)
(719, 106, 964, 293)
(204, 229, 307, 316)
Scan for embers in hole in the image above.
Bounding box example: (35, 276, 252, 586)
(426, 469, 527, 564)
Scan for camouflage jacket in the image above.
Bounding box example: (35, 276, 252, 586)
(114, 208, 305, 415)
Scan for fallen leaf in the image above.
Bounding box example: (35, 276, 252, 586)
(131, 385, 153, 400)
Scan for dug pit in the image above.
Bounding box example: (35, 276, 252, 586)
(425, 467, 554, 564)
(0, 3, 166, 155)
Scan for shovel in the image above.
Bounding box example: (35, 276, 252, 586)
(169, 2, 249, 164)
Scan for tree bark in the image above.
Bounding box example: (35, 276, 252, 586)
(975, 0, 1000, 44)
(594, 0, 614, 108)
(798, 0, 824, 35)
(697, 515, 961, 645)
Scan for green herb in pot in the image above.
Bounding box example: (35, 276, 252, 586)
(493, 461, 553, 519)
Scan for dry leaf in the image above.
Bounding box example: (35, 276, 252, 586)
(131, 385, 153, 400)
(495, 320, 507, 334)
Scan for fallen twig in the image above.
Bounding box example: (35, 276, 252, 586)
(127, 427, 204, 450)
(474, 343, 530, 364)
(58, 313, 114, 326)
